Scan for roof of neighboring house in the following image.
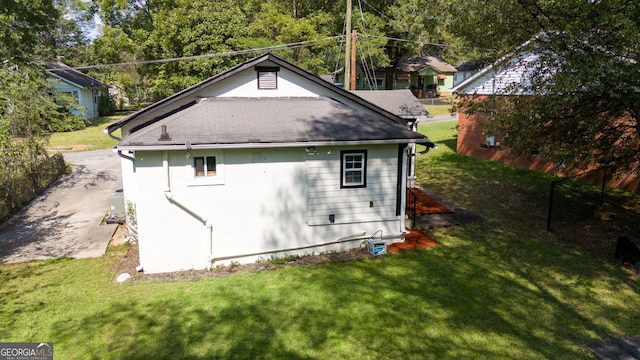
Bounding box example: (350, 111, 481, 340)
(117, 97, 427, 148)
(319, 74, 335, 84)
(106, 53, 416, 137)
(396, 56, 458, 73)
(454, 59, 486, 72)
(451, 51, 543, 95)
(46, 62, 108, 89)
(353, 90, 428, 119)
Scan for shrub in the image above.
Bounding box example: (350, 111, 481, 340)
(98, 94, 117, 117)
(0, 152, 69, 224)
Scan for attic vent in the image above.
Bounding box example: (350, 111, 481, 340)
(256, 66, 279, 90)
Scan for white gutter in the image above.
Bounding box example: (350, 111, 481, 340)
(161, 151, 214, 259)
(117, 138, 431, 152)
(104, 127, 122, 141)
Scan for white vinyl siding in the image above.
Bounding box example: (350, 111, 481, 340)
(306, 146, 398, 225)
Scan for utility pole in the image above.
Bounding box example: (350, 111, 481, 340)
(344, 0, 352, 90)
(350, 30, 357, 90)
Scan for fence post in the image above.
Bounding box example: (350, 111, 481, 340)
(600, 168, 607, 204)
(547, 180, 555, 231)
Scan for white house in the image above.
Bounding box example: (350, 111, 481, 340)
(105, 53, 432, 274)
(46, 62, 108, 120)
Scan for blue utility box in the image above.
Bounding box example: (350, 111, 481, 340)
(367, 239, 387, 256)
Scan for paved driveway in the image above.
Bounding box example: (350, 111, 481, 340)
(0, 150, 122, 263)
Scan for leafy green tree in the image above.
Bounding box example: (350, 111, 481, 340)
(460, 0, 640, 176)
(1, 0, 59, 60)
(136, 0, 251, 98)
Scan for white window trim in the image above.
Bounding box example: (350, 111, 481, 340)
(187, 151, 225, 186)
(341, 150, 367, 188)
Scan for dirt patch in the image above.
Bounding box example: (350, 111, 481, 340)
(112, 229, 439, 283)
(47, 145, 90, 152)
(114, 242, 374, 283)
(109, 224, 127, 246)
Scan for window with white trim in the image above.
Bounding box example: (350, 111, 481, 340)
(341, 150, 367, 188)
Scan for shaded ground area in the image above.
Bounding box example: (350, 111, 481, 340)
(587, 335, 640, 359)
(410, 186, 485, 230)
(408, 187, 452, 214)
(113, 187, 472, 282)
(0, 150, 121, 263)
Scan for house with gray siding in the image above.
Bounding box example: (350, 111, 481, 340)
(105, 53, 431, 274)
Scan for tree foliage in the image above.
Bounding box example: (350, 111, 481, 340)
(461, 0, 640, 175)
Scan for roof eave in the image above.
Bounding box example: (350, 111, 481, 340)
(116, 138, 430, 151)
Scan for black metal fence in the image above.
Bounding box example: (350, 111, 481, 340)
(547, 167, 640, 234)
(406, 187, 418, 227)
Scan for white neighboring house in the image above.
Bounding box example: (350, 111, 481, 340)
(105, 53, 432, 274)
(46, 62, 108, 120)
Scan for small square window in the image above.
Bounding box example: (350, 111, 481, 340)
(341, 150, 367, 188)
(194, 156, 216, 178)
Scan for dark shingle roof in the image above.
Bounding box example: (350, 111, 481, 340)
(352, 90, 427, 119)
(106, 53, 409, 136)
(397, 56, 458, 73)
(46, 62, 107, 89)
(118, 97, 427, 148)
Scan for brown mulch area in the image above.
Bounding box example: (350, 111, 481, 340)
(409, 188, 453, 214)
(388, 230, 439, 253)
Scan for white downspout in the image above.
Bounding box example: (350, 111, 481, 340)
(400, 144, 409, 233)
(162, 151, 214, 261)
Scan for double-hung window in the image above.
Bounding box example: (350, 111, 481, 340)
(341, 150, 367, 188)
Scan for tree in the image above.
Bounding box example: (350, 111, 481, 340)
(460, 0, 640, 176)
(0, 0, 59, 60)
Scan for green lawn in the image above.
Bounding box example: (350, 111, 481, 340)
(2, 120, 639, 359)
(423, 104, 455, 116)
(48, 114, 125, 152)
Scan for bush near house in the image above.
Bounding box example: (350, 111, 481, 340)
(97, 94, 117, 117)
(0, 153, 69, 224)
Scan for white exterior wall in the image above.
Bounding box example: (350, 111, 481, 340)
(133, 145, 405, 273)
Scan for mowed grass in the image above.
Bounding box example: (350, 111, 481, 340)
(2, 120, 640, 359)
(423, 104, 455, 116)
(48, 114, 125, 152)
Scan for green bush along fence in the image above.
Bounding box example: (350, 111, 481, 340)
(0, 153, 69, 224)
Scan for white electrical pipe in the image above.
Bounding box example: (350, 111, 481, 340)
(162, 151, 214, 259)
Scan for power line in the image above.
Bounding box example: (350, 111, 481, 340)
(72, 37, 344, 70)
(364, 34, 494, 51)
